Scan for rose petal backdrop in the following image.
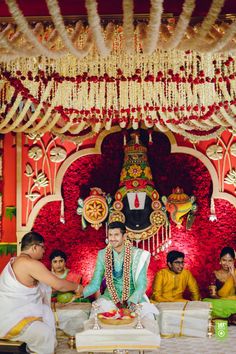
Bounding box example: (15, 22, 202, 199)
(33, 131, 236, 298)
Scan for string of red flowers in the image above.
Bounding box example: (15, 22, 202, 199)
(2, 56, 235, 84)
(1, 69, 236, 124)
(104, 240, 132, 304)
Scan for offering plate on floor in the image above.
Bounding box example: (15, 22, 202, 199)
(98, 308, 136, 325)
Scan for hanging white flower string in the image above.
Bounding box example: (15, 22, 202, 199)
(209, 197, 217, 221)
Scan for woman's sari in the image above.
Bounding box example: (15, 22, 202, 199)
(203, 271, 236, 318)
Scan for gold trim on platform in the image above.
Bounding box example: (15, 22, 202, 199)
(161, 334, 178, 338)
(76, 345, 160, 350)
(179, 301, 189, 336)
(161, 301, 189, 338)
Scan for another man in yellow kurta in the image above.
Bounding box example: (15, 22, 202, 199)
(151, 250, 200, 302)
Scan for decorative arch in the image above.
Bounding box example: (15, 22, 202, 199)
(16, 128, 235, 248)
(16, 127, 121, 246)
(171, 145, 236, 207)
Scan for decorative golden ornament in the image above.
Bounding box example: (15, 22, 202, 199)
(128, 164, 142, 178)
(115, 191, 122, 200)
(84, 197, 108, 227)
(150, 210, 166, 227)
(230, 143, 236, 157)
(77, 187, 112, 230)
(108, 211, 125, 224)
(33, 172, 49, 188)
(151, 200, 162, 210)
(49, 146, 67, 162)
(27, 133, 44, 142)
(28, 146, 43, 161)
(113, 200, 123, 211)
(132, 180, 139, 187)
(126, 224, 159, 241)
(151, 190, 159, 200)
(162, 187, 196, 227)
(24, 163, 34, 177)
(206, 144, 223, 160)
(224, 169, 236, 187)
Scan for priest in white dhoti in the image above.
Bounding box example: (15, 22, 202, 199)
(83, 221, 159, 334)
(0, 231, 83, 354)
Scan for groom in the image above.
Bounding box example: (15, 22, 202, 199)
(83, 221, 159, 332)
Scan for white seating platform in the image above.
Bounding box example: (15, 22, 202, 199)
(56, 327, 236, 354)
(76, 328, 160, 352)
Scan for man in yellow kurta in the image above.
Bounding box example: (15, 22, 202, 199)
(151, 250, 200, 302)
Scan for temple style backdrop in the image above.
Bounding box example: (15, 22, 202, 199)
(0, 0, 236, 300)
(1, 129, 234, 298)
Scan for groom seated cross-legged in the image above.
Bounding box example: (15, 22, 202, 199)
(151, 250, 200, 303)
(82, 221, 159, 333)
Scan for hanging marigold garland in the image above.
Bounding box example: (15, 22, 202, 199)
(104, 240, 132, 304)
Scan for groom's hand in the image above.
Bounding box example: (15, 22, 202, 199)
(128, 302, 136, 312)
(116, 301, 122, 309)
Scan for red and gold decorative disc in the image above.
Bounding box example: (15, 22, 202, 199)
(83, 195, 108, 224)
(150, 210, 166, 227)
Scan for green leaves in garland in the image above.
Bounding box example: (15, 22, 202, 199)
(0, 243, 17, 256)
(5, 206, 16, 220)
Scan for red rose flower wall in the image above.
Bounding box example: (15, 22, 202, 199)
(33, 131, 236, 298)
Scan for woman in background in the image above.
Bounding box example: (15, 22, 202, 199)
(50, 249, 80, 283)
(49, 250, 90, 336)
(204, 246, 236, 324)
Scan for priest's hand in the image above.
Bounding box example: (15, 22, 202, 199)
(74, 284, 84, 298)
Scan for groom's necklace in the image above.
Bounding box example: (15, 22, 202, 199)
(105, 241, 132, 304)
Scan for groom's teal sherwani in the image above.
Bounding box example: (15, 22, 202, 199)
(83, 246, 150, 304)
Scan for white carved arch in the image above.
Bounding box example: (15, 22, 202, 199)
(171, 144, 236, 207)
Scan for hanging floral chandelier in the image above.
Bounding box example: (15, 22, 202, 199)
(0, 49, 235, 140)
